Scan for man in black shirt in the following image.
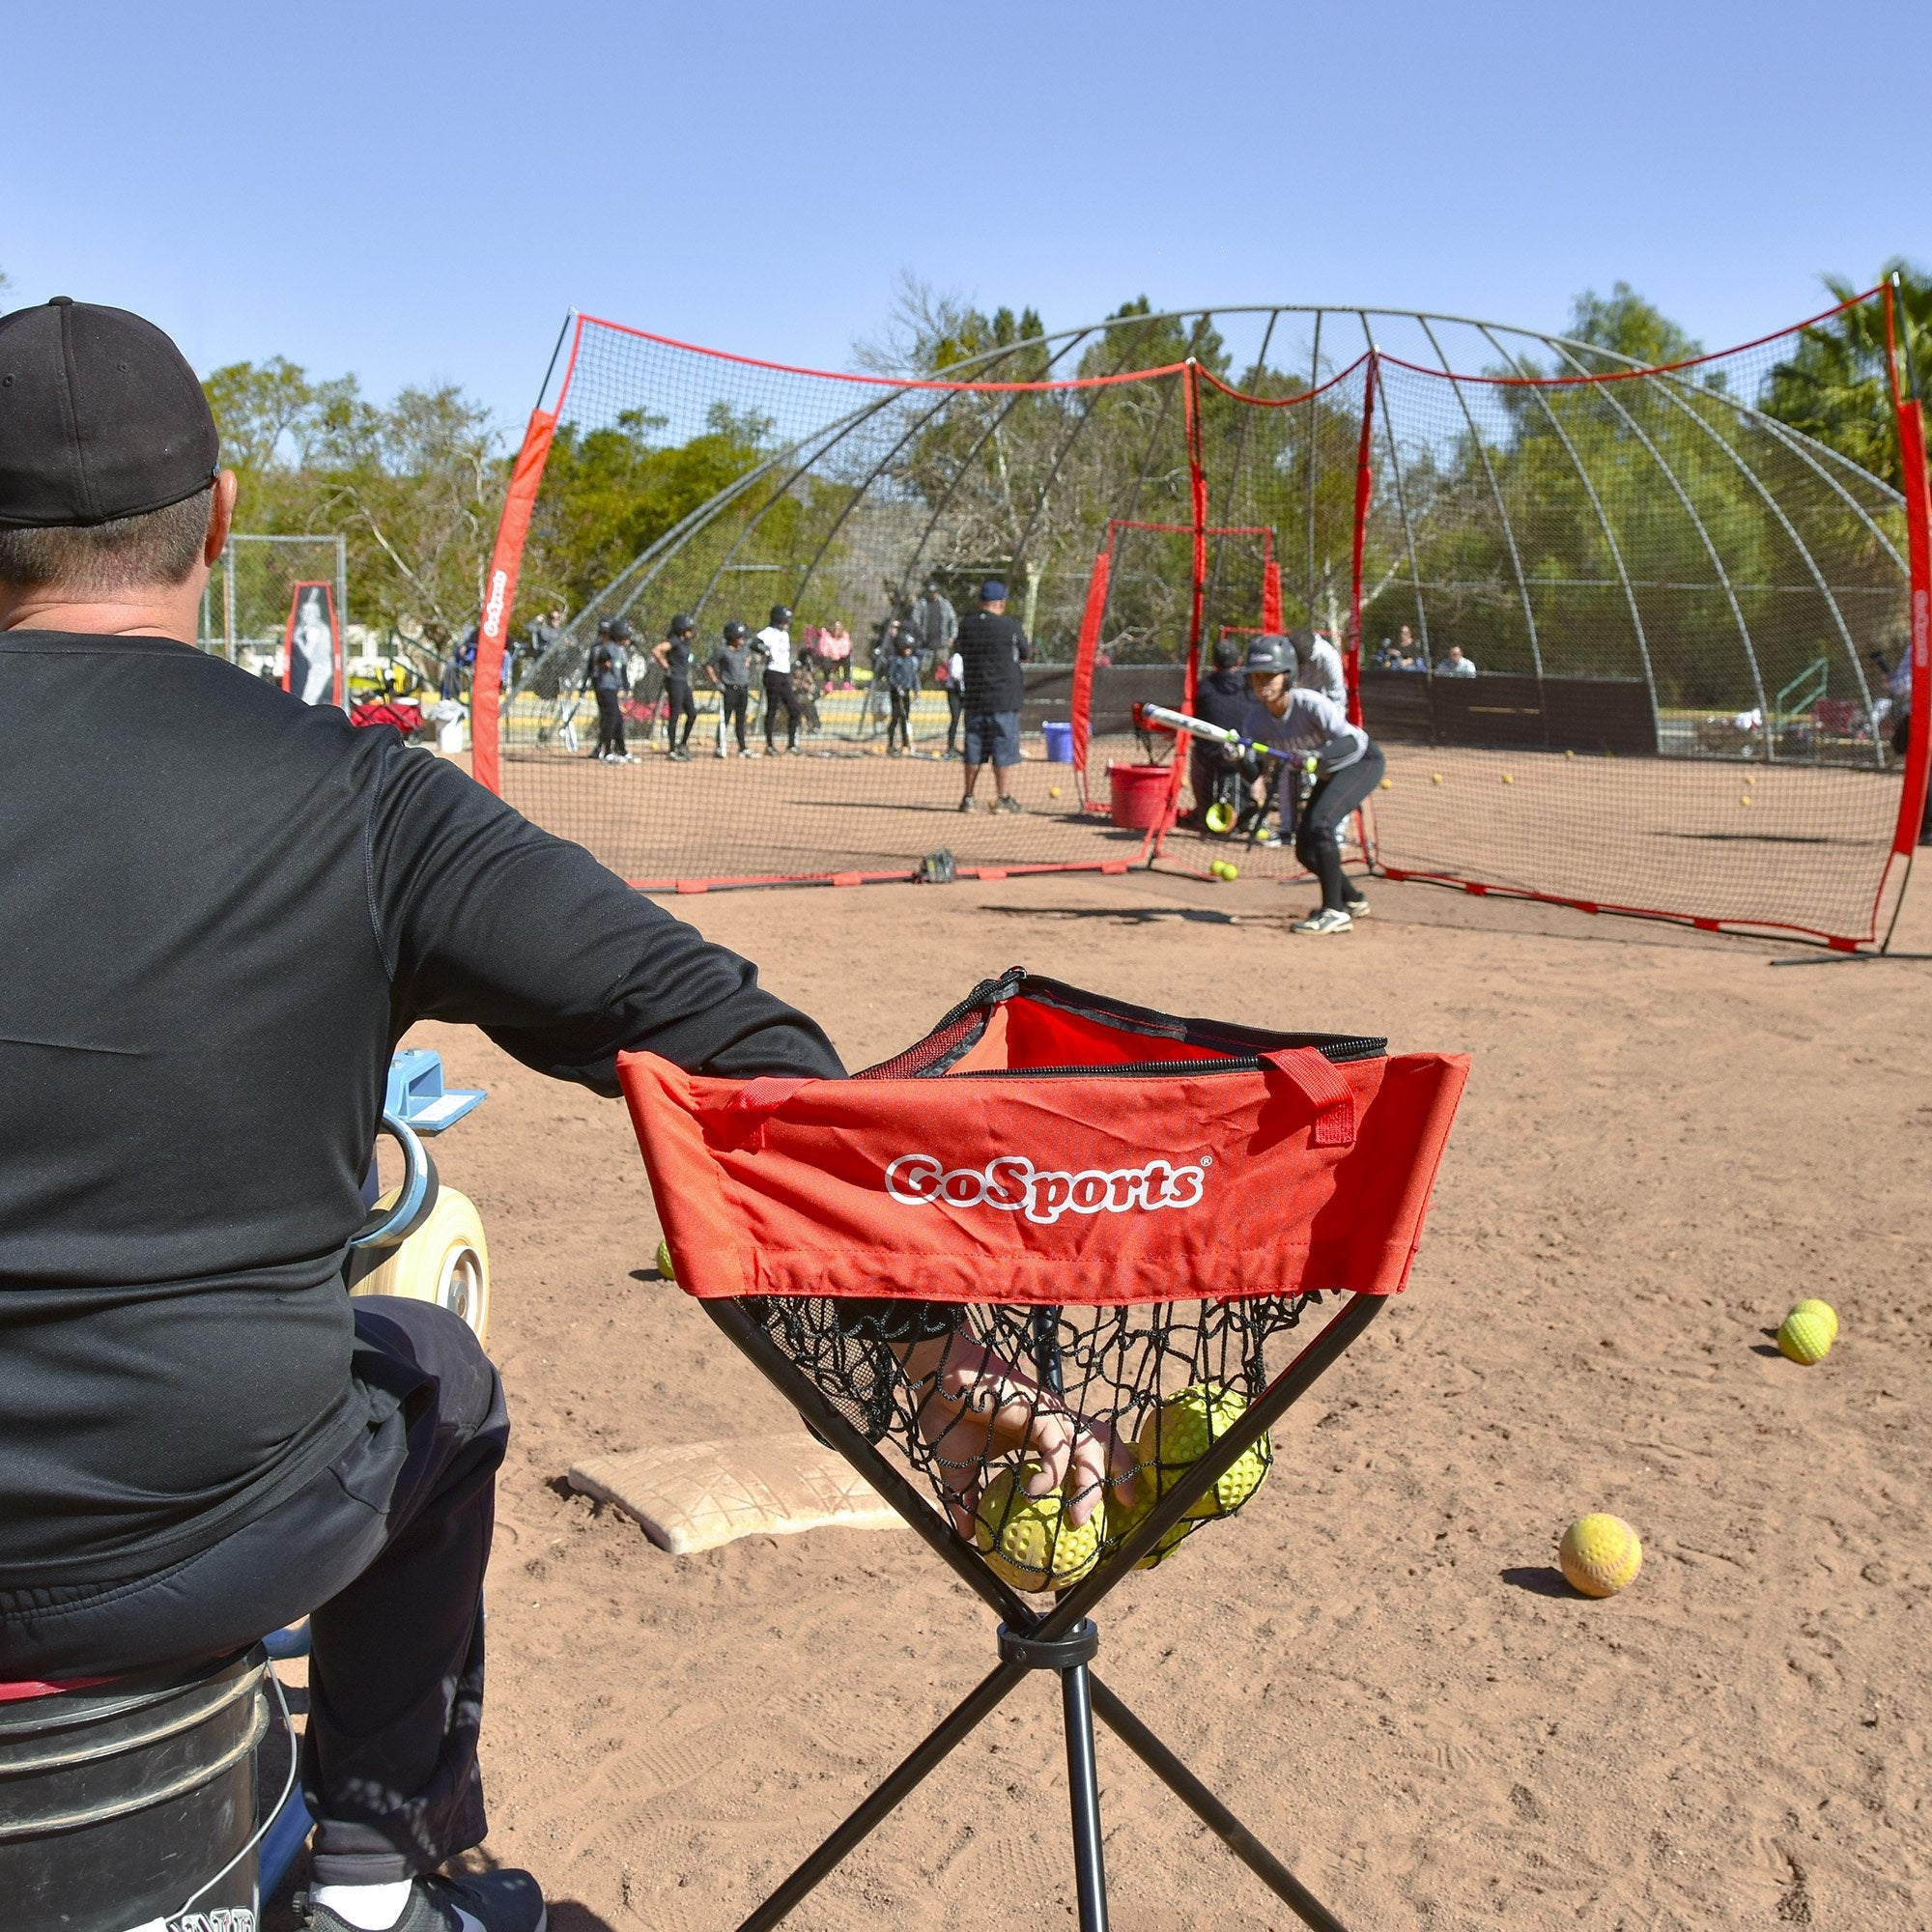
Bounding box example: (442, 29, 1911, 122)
(0, 300, 1122, 1932)
(0, 301, 856, 1932)
(1186, 634, 1264, 824)
(652, 611, 698, 760)
(953, 579, 1033, 815)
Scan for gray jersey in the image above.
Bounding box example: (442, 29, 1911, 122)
(1294, 638, 1347, 710)
(1252, 687, 1368, 771)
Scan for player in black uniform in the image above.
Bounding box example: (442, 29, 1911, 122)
(708, 619, 753, 756)
(1185, 634, 1262, 825)
(653, 611, 698, 760)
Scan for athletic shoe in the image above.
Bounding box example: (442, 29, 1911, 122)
(296, 1868, 547, 1932)
(958, 797, 979, 813)
(1251, 833, 1285, 849)
(1292, 907, 1354, 936)
(1346, 896, 1371, 918)
(994, 796, 1025, 815)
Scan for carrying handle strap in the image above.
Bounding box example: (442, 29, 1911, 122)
(1261, 1047, 1357, 1147)
(719, 1076, 810, 1151)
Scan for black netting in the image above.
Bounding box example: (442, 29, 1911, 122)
(479, 295, 1918, 945)
(746, 1293, 1315, 1592)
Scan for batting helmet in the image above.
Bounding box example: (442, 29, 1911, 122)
(769, 605, 792, 626)
(723, 619, 749, 641)
(610, 617, 634, 641)
(668, 612, 696, 637)
(1242, 636, 1292, 675)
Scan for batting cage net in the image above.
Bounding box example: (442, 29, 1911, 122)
(474, 289, 1931, 949)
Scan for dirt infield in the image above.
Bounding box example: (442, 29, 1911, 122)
(271, 870, 1932, 1930)
(496, 733, 1905, 945)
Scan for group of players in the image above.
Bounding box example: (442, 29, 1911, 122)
(1184, 629, 1382, 936)
(578, 606, 806, 763)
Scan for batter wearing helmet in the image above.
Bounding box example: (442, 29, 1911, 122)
(1243, 636, 1378, 934)
(708, 619, 753, 756)
(652, 612, 698, 760)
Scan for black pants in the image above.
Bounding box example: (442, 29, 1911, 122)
(888, 687, 914, 751)
(1295, 743, 1383, 910)
(719, 683, 749, 751)
(665, 678, 696, 749)
(593, 687, 625, 757)
(0, 1300, 506, 1887)
(764, 670, 801, 750)
(945, 686, 964, 751)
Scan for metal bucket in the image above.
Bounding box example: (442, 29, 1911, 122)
(0, 1647, 268, 1931)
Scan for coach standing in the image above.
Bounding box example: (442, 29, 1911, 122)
(954, 578, 1033, 814)
(0, 298, 858, 1932)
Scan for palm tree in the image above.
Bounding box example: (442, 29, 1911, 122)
(1762, 260, 1932, 490)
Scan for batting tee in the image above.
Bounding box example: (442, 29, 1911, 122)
(473, 289, 1932, 951)
(619, 969, 1470, 1930)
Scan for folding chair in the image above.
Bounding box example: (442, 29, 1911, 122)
(619, 970, 1469, 1932)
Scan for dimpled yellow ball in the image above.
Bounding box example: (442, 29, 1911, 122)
(655, 1238, 675, 1281)
(974, 1467, 1103, 1591)
(1431, 772, 1443, 784)
(1776, 1305, 1833, 1365)
(1108, 1487, 1197, 1569)
(1790, 1296, 1838, 1342)
(1220, 861, 1238, 881)
(1049, 785, 1063, 798)
(1137, 1381, 1269, 1520)
(1559, 1514, 1642, 1598)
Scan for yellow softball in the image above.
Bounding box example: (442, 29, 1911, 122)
(1776, 1305, 1833, 1365)
(1558, 1514, 1642, 1598)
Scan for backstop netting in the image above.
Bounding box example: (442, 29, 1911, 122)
(473, 292, 1931, 949)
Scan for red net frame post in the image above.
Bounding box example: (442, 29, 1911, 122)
(1067, 514, 1280, 821)
(1879, 274, 1932, 947)
(619, 970, 1469, 1931)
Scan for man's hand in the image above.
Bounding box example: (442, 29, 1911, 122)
(895, 1327, 1138, 1538)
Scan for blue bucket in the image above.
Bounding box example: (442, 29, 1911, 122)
(1041, 721, 1074, 763)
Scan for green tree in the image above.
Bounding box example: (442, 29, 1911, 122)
(1762, 260, 1932, 491)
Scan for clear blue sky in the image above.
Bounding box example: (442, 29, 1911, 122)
(6, 0, 1923, 434)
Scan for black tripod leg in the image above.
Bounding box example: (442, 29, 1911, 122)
(1062, 1661, 1111, 1932)
(1087, 1675, 1350, 1932)
(735, 1659, 1027, 1932)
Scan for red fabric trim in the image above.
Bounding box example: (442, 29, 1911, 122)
(574, 313, 1186, 394)
(471, 407, 560, 795)
(1262, 1048, 1357, 1146)
(1377, 867, 1880, 950)
(0, 1675, 114, 1702)
(1891, 399, 1932, 859)
(1346, 359, 1375, 730)
(1196, 352, 1374, 410)
(1070, 549, 1110, 799)
(617, 1017, 1470, 1306)
(1373, 287, 1881, 391)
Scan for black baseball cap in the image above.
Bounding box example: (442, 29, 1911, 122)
(0, 298, 219, 528)
(1243, 636, 1293, 674)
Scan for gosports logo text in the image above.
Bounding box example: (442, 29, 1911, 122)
(481, 566, 510, 641)
(884, 1152, 1208, 1225)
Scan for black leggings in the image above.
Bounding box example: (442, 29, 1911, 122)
(593, 687, 625, 757)
(946, 686, 964, 750)
(888, 687, 914, 750)
(764, 670, 801, 750)
(0, 1300, 506, 1888)
(1294, 743, 1383, 910)
(719, 683, 749, 751)
(665, 677, 696, 749)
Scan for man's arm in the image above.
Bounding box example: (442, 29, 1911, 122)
(368, 743, 842, 1086)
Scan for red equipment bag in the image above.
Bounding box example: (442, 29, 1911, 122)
(619, 969, 1468, 1307)
(350, 699, 423, 732)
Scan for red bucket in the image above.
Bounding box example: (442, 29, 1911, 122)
(1108, 763, 1175, 831)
